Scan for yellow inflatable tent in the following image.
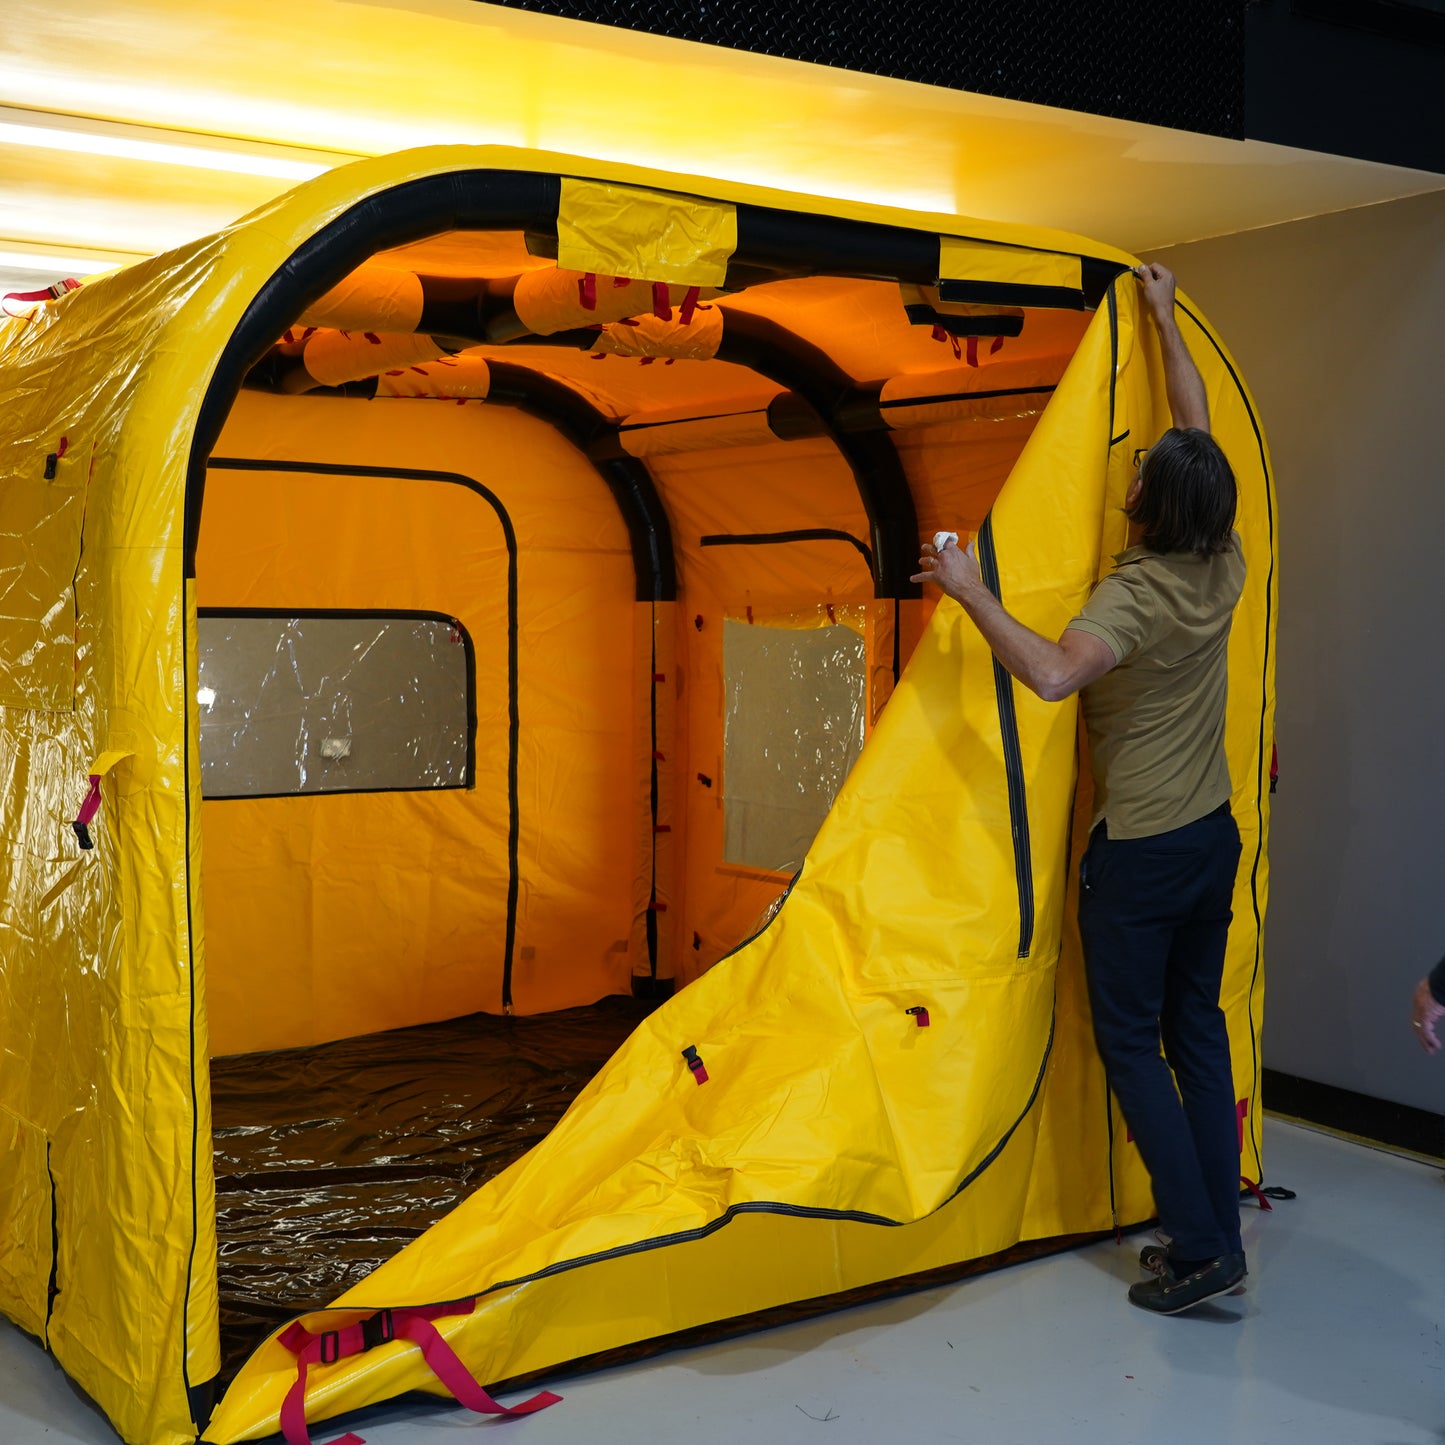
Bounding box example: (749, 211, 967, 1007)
(0, 147, 1275, 1445)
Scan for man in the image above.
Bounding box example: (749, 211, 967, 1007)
(913, 263, 1247, 1314)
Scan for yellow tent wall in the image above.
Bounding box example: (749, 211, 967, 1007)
(0, 147, 1274, 1445)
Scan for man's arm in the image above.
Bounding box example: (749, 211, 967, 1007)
(1136, 263, 1210, 434)
(911, 541, 1116, 702)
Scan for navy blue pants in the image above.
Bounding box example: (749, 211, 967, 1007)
(1079, 804, 1243, 1263)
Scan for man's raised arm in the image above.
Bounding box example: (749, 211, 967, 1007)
(1136, 262, 1210, 434)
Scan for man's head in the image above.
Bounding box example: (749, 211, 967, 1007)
(1125, 428, 1237, 556)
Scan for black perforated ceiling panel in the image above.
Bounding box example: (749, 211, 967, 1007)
(477, 0, 1248, 138)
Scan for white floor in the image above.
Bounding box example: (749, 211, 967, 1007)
(3, 1118, 1441, 1445)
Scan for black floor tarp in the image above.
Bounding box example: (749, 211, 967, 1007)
(209, 996, 653, 1383)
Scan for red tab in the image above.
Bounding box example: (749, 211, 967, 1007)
(678, 286, 700, 325)
(990, 334, 1004, 355)
(578, 273, 597, 311)
(75, 775, 102, 827)
(965, 336, 979, 367)
(651, 282, 672, 321)
(2, 278, 80, 316)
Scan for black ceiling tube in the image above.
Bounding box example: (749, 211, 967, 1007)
(731, 204, 941, 287)
(484, 362, 675, 602)
(715, 310, 921, 600)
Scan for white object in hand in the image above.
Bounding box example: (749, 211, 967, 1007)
(933, 530, 959, 552)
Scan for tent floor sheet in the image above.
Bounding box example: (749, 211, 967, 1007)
(209, 994, 655, 1383)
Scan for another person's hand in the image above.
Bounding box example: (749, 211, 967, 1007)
(1135, 262, 1177, 326)
(912, 537, 985, 605)
(1410, 978, 1444, 1055)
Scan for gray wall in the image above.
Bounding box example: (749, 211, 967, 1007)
(1161, 189, 1445, 1115)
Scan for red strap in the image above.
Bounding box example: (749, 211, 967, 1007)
(929, 322, 964, 360)
(2, 278, 80, 316)
(395, 1314, 560, 1417)
(965, 336, 980, 367)
(278, 1303, 559, 1445)
(75, 776, 103, 828)
(578, 273, 597, 311)
(678, 286, 700, 325)
(1240, 1176, 1273, 1211)
(990, 334, 1004, 355)
(652, 282, 672, 322)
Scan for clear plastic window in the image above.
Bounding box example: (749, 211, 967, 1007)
(196, 611, 473, 798)
(722, 618, 867, 873)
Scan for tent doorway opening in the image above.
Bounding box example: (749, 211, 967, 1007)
(191, 195, 1095, 1381)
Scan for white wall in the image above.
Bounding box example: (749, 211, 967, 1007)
(1161, 189, 1445, 1115)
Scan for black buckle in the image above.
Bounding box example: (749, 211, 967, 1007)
(319, 1330, 341, 1365)
(361, 1310, 395, 1351)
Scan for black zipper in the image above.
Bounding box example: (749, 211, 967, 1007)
(975, 515, 1034, 958)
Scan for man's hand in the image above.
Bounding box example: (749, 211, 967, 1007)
(1410, 978, 1444, 1055)
(1135, 262, 1178, 326)
(910, 534, 1116, 702)
(912, 537, 987, 606)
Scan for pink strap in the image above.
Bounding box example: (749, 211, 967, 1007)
(395, 1314, 561, 1416)
(72, 776, 103, 850)
(2, 278, 79, 316)
(76, 776, 103, 827)
(278, 1303, 559, 1445)
(1239, 1176, 1273, 1211)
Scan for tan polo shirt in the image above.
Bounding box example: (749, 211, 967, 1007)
(1065, 533, 1245, 839)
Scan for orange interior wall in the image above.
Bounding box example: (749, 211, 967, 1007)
(198, 393, 642, 1054)
(197, 305, 1086, 1051)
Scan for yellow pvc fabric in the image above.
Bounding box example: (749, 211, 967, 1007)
(939, 234, 1084, 291)
(555, 178, 737, 286)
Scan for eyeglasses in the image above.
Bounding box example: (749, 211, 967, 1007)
(1132, 446, 1149, 472)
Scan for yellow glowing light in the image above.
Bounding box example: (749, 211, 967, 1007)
(0, 247, 136, 275)
(0, 117, 334, 180)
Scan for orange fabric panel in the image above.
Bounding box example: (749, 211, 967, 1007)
(198, 394, 642, 1052)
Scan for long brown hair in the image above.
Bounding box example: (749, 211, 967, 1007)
(1128, 427, 1237, 555)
